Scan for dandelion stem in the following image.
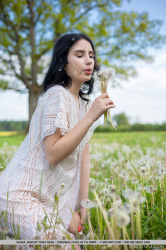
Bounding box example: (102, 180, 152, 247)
(136, 205, 142, 239)
(87, 208, 94, 240)
(161, 196, 163, 219)
(97, 207, 102, 239)
(124, 227, 130, 240)
(100, 79, 117, 130)
(130, 203, 135, 240)
(93, 191, 116, 242)
(122, 227, 128, 250)
(112, 194, 117, 240)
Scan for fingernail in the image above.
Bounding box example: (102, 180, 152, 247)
(78, 226, 81, 232)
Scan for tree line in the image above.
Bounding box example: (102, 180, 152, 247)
(0, 115, 166, 133)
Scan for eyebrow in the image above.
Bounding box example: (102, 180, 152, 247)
(73, 50, 94, 54)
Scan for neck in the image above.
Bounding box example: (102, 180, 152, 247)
(68, 84, 81, 99)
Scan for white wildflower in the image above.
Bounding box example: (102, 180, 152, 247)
(145, 185, 156, 193)
(89, 178, 96, 184)
(102, 187, 109, 195)
(108, 184, 116, 195)
(156, 161, 162, 167)
(131, 177, 138, 184)
(123, 188, 146, 204)
(116, 212, 130, 228)
(139, 166, 148, 176)
(155, 173, 164, 180)
(81, 199, 98, 209)
(119, 170, 129, 179)
(107, 208, 114, 217)
(159, 167, 166, 175)
(93, 67, 116, 82)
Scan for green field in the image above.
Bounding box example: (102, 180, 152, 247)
(0, 131, 165, 149)
(0, 131, 166, 245)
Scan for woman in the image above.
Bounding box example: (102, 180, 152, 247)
(0, 33, 116, 249)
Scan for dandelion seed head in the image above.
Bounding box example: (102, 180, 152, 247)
(105, 178, 108, 183)
(94, 67, 116, 81)
(116, 212, 130, 228)
(110, 176, 114, 182)
(156, 161, 162, 167)
(131, 177, 138, 184)
(108, 184, 116, 194)
(102, 187, 109, 195)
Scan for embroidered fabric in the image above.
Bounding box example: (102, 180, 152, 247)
(0, 85, 100, 242)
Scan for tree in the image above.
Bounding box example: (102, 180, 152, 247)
(113, 112, 130, 126)
(0, 0, 165, 131)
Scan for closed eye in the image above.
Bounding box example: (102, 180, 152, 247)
(77, 55, 95, 59)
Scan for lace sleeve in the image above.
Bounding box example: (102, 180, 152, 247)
(41, 86, 70, 144)
(84, 96, 101, 144)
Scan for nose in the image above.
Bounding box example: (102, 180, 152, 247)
(85, 54, 93, 64)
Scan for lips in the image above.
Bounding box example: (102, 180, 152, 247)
(84, 70, 92, 74)
(84, 69, 92, 74)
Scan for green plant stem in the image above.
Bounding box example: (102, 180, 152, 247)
(130, 203, 135, 240)
(97, 207, 102, 239)
(93, 191, 116, 242)
(122, 227, 127, 250)
(136, 205, 142, 239)
(161, 196, 163, 219)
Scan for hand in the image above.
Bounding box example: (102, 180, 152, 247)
(87, 93, 116, 122)
(78, 207, 87, 230)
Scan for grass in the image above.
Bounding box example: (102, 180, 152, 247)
(0, 131, 166, 250)
(0, 132, 26, 148)
(0, 131, 165, 148)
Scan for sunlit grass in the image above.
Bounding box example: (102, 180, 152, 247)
(0, 131, 18, 137)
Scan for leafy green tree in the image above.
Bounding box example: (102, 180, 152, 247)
(113, 112, 130, 126)
(0, 0, 165, 131)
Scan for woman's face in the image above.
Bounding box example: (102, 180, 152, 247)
(65, 39, 95, 85)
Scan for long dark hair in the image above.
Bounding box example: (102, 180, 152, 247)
(41, 33, 100, 106)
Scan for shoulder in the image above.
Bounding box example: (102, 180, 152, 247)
(45, 85, 68, 97)
(42, 85, 70, 104)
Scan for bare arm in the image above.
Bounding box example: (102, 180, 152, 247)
(44, 92, 115, 167)
(79, 142, 90, 206)
(44, 113, 93, 167)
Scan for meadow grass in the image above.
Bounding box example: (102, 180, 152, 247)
(0, 131, 165, 148)
(0, 131, 166, 250)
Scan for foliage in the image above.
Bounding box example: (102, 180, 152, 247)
(0, 121, 28, 132)
(112, 113, 130, 126)
(1, 120, 166, 133)
(0, 0, 165, 93)
(95, 123, 166, 132)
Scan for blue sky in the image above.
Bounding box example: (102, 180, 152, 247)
(0, 0, 166, 125)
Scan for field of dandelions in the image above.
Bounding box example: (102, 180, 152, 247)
(0, 132, 166, 250)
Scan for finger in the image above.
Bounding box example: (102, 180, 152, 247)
(99, 93, 110, 99)
(107, 104, 116, 108)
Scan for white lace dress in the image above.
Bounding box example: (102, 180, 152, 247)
(0, 85, 100, 244)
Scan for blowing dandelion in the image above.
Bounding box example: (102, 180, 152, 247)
(94, 67, 117, 129)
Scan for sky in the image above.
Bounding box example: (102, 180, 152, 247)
(0, 0, 166, 125)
